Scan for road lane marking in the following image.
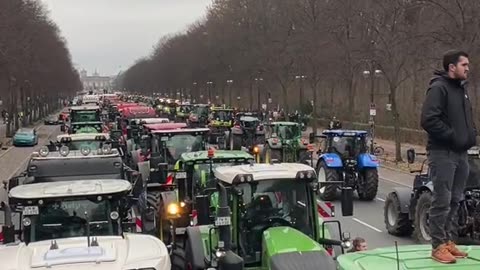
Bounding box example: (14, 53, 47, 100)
(352, 217, 383, 233)
(376, 197, 385, 202)
(380, 176, 412, 188)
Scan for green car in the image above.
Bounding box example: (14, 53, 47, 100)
(338, 245, 480, 269)
(13, 128, 38, 146)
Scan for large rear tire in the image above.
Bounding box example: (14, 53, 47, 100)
(317, 161, 339, 201)
(171, 248, 186, 270)
(413, 192, 432, 244)
(358, 169, 378, 201)
(384, 192, 413, 236)
(145, 191, 161, 222)
(232, 134, 242, 150)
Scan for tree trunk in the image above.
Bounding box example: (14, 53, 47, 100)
(390, 86, 403, 162)
(311, 81, 318, 134)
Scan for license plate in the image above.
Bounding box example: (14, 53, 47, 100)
(176, 172, 187, 179)
(23, 206, 39, 216)
(215, 216, 231, 226)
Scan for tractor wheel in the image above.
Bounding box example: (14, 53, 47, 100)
(171, 248, 186, 270)
(145, 191, 161, 222)
(317, 161, 339, 201)
(413, 191, 432, 244)
(358, 169, 379, 201)
(265, 145, 282, 163)
(384, 192, 413, 236)
(184, 238, 202, 270)
(232, 134, 242, 150)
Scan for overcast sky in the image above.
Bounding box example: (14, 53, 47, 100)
(41, 0, 212, 76)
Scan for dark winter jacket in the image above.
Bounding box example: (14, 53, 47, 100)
(421, 71, 477, 152)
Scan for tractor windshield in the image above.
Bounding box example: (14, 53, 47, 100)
(30, 197, 115, 242)
(192, 162, 234, 187)
(71, 123, 103, 134)
(212, 111, 233, 122)
(330, 136, 365, 157)
(194, 106, 209, 117)
(64, 140, 103, 151)
(70, 110, 100, 123)
(237, 179, 313, 262)
(164, 134, 204, 160)
(277, 125, 299, 140)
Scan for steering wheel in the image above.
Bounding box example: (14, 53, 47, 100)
(251, 216, 292, 234)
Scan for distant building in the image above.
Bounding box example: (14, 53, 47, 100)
(80, 69, 113, 90)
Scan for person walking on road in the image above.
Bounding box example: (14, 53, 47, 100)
(421, 50, 476, 264)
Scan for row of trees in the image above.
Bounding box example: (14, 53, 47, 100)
(120, 0, 480, 161)
(0, 0, 81, 136)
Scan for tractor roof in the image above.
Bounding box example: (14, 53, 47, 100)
(31, 149, 120, 160)
(151, 128, 209, 135)
(180, 150, 254, 162)
(337, 244, 480, 270)
(322, 129, 368, 137)
(57, 133, 110, 142)
(9, 179, 131, 200)
(271, 121, 299, 126)
(214, 163, 315, 184)
(71, 121, 103, 125)
(143, 122, 187, 131)
(132, 118, 169, 124)
(70, 105, 100, 111)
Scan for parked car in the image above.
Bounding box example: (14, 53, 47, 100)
(13, 128, 38, 146)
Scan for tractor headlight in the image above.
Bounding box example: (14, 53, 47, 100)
(39, 147, 49, 157)
(215, 250, 226, 258)
(167, 203, 180, 216)
(59, 146, 70, 157)
(296, 170, 316, 180)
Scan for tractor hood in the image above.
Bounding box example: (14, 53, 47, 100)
(0, 234, 170, 270)
(337, 245, 480, 270)
(263, 227, 336, 270)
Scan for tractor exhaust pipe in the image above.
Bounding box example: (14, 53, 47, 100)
(216, 181, 231, 251)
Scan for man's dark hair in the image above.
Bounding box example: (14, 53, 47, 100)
(443, 50, 469, 71)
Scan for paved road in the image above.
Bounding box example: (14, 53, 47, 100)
(0, 124, 62, 204)
(325, 167, 416, 249)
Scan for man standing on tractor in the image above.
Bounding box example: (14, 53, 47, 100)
(421, 50, 476, 264)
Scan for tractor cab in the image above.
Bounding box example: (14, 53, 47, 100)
(264, 122, 309, 163)
(0, 180, 171, 270)
(62, 105, 102, 133)
(208, 107, 234, 145)
(54, 133, 112, 152)
(176, 104, 193, 121)
(188, 104, 210, 127)
(322, 130, 368, 159)
(176, 163, 353, 270)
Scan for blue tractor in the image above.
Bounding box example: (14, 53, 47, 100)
(309, 130, 380, 201)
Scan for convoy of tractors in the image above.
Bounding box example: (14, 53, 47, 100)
(0, 91, 479, 270)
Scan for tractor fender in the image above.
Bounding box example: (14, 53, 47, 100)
(357, 153, 380, 169)
(318, 153, 343, 168)
(266, 138, 282, 149)
(185, 226, 207, 269)
(231, 127, 243, 135)
(390, 187, 413, 214)
(160, 190, 177, 207)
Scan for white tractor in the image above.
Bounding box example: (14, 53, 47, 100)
(0, 179, 171, 270)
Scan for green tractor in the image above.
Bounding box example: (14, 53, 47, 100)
(263, 122, 309, 164)
(168, 150, 255, 238)
(337, 244, 480, 269)
(176, 104, 193, 122)
(208, 107, 234, 146)
(171, 163, 353, 270)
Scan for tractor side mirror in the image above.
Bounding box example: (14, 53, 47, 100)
(340, 187, 354, 216)
(195, 195, 211, 225)
(407, 148, 416, 164)
(301, 124, 307, 132)
(309, 132, 315, 144)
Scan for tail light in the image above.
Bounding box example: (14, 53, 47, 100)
(326, 246, 334, 256)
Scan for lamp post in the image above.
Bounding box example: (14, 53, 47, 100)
(254, 77, 263, 110)
(362, 67, 383, 153)
(236, 96, 241, 109)
(206, 81, 213, 104)
(295, 75, 307, 109)
(227, 79, 233, 107)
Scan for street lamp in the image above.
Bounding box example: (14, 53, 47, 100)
(254, 78, 263, 110)
(362, 67, 383, 154)
(207, 81, 213, 103)
(227, 79, 233, 106)
(295, 75, 307, 109)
